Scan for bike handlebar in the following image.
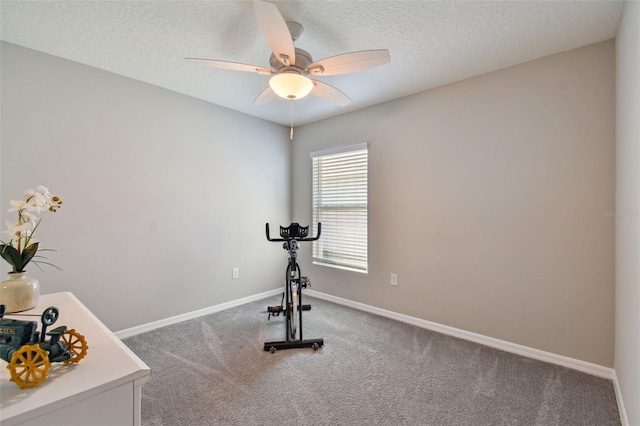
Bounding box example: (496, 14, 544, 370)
(266, 222, 321, 242)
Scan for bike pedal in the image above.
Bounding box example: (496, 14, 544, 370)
(300, 277, 311, 288)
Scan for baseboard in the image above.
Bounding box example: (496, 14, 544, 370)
(613, 371, 629, 426)
(114, 288, 281, 339)
(305, 290, 615, 380)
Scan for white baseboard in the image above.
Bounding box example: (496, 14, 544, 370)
(305, 289, 616, 380)
(613, 370, 629, 426)
(114, 288, 281, 339)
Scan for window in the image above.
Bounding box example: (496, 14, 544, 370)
(311, 143, 368, 273)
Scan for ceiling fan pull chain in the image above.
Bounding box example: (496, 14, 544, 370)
(290, 99, 294, 140)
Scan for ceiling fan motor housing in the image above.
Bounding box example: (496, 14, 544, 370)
(270, 48, 313, 74)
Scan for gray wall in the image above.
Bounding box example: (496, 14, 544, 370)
(292, 41, 615, 367)
(615, 1, 640, 423)
(0, 38, 619, 370)
(0, 42, 291, 331)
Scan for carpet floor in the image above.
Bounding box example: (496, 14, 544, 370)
(123, 295, 620, 426)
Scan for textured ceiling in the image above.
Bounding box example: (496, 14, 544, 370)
(0, 1, 624, 126)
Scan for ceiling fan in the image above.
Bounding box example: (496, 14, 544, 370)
(185, 0, 390, 108)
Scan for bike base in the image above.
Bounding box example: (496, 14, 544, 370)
(264, 338, 324, 352)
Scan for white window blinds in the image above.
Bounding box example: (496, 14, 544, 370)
(311, 144, 368, 273)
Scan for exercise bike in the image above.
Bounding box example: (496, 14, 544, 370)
(264, 222, 323, 353)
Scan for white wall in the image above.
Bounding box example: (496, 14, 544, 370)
(292, 41, 615, 366)
(615, 1, 640, 423)
(0, 42, 291, 331)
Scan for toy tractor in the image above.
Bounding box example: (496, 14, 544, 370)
(0, 304, 88, 389)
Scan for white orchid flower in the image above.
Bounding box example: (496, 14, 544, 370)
(8, 199, 30, 212)
(25, 191, 48, 212)
(33, 193, 47, 206)
(20, 211, 39, 224)
(36, 186, 53, 199)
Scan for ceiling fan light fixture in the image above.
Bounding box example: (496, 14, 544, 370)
(269, 73, 313, 100)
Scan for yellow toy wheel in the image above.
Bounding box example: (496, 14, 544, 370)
(62, 329, 88, 363)
(7, 344, 51, 389)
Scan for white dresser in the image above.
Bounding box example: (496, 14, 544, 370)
(0, 292, 151, 425)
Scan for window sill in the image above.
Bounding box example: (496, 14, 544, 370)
(312, 260, 368, 274)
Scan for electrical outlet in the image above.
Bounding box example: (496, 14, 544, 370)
(390, 273, 398, 286)
(232, 268, 239, 279)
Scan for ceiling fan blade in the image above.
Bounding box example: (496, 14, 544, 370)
(254, 0, 296, 66)
(308, 49, 390, 76)
(185, 58, 272, 75)
(254, 87, 279, 105)
(310, 80, 351, 106)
